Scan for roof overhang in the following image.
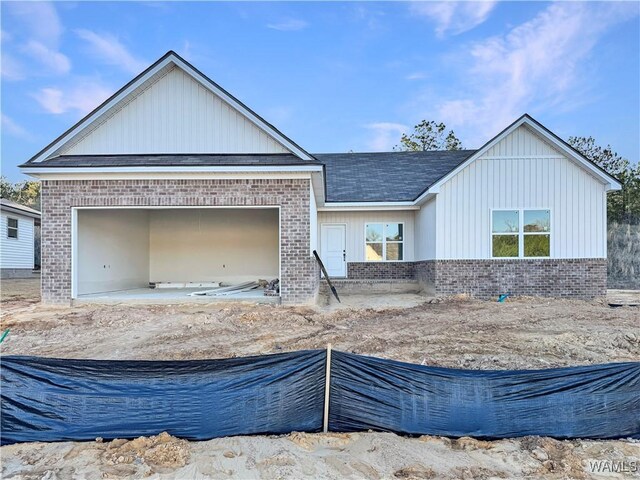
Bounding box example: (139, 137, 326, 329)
(22, 165, 324, 176)
(0, 204, 41, 220)
(319, 202, 420, 211)
(24, 51, 315, 165)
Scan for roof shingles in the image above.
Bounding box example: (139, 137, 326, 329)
(21, 150, 477, 203)
(316, 150, 476, 202)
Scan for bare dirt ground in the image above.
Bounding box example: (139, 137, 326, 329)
(1, 278, 639, 479)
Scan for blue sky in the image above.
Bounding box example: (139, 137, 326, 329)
(1, 1, 639, 181)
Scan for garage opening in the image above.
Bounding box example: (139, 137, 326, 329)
(73, 207, 280, 303)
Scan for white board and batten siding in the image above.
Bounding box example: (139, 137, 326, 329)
(433, 125, 607, 260)
(0, 212, 35, 269)
(318, 211, 415, 262)
(60, 66, 290, 156)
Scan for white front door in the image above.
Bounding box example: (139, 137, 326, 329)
(320, 224, 346, 278)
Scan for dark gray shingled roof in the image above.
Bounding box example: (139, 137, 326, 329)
(316, 150, 476, 202)
(22, 153, 321, 168)
(21, 150, 478, 203)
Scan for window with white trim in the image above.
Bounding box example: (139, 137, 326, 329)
(365, 223, 404, 261)
(7, 217, 18, 239)
(492, 210, 550, 258)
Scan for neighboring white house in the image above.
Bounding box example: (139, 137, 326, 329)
(20, 51, 621, 304)
(1, 199, 41, 278)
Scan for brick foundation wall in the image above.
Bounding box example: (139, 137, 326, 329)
(341, 258, 605, 299)
(40, 178, 319, 305)
(414, 261, 435, 287)
(346, 262, 415, 280)
(434, 259, 607, 299)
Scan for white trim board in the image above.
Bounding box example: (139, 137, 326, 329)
(70, 205, 282, 300)
(24, 165, 322, 176)
(26, 51, 314, 163)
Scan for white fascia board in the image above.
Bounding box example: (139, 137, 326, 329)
(0, 206, 40, 220)
(29, 53, 314, 163)
(30, 58, 174, 163)
(522, 120, 622, 191)
(22, 165, 322, 175)
(320, 202, 419, 211)
(21, 167, 322, 182)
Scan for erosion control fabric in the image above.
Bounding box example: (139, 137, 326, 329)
(0, 350, 326, 445)
(1, 351, 639, 445)
(329, 351, 640, 439)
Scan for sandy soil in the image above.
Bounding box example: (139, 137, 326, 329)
(1, 279, 639, 479)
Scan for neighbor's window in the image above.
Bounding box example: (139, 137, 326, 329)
(7, 217, 18, 239)
(365, 223, 404, 261)
(492, 210, 550, 258)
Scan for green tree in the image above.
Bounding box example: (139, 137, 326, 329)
(568, 137, 640, 224)
(395, 120, 463, 151)
(0, 176, 41, 210)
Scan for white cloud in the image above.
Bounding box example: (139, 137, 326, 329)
(22, 40, 71, 75)
(32, 82, 113, 116)
(364, 122, 409, 151)
(1, 53, 25, 81)
(5, 1, 63, 45)
(411, 1, 497, 37)
(76, 29, 147, 75)
(406, 72, 426, 81)
(419, 2, 639, 145)
(267, 19, 309, 31)
(4, 1, 70, 77)
(1, 114, 34, 141)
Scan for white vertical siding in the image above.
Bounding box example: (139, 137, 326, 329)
(0, 212, 35, 269)
(61, 67, 290, 155)
(416, 198, 436, 260)
(318, 210, 415, 262)
(434, 126, 607, 259)
(484, 125, 562, 157)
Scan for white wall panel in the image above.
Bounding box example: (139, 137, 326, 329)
(435, 126, 607, 259)
(318, 210, 415, 262)
(149, 209, 279, 283)
(62, 67, 290, 155)
(0, 212, 35, 269)
(415, 198, 436, 260)
(77, 210, 150, 294)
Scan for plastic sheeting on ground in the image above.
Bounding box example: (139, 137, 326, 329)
(0, 350, 326, 445)
(328, 351, 640, 439)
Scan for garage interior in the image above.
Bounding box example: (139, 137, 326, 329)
(74, 208, 280, 303)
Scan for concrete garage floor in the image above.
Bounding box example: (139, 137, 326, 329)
(75, 287, 279, 305)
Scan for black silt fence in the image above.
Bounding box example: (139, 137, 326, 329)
(1, 350, 638, 445)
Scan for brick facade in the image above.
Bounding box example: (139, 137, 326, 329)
(341, 258, 605, 299)
(432, 259, 607, 299)
(346, 262, 415, 280)
(40, 178, 319, 305)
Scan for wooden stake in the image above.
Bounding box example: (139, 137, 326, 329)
(323, 343, 332, 433)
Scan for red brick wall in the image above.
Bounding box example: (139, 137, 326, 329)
(40, 178, 319, 304)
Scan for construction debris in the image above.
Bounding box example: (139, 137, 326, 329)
(188, 281, 259, 297)
(151, 282, 220, 289)
(264, 279, 280, 297)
